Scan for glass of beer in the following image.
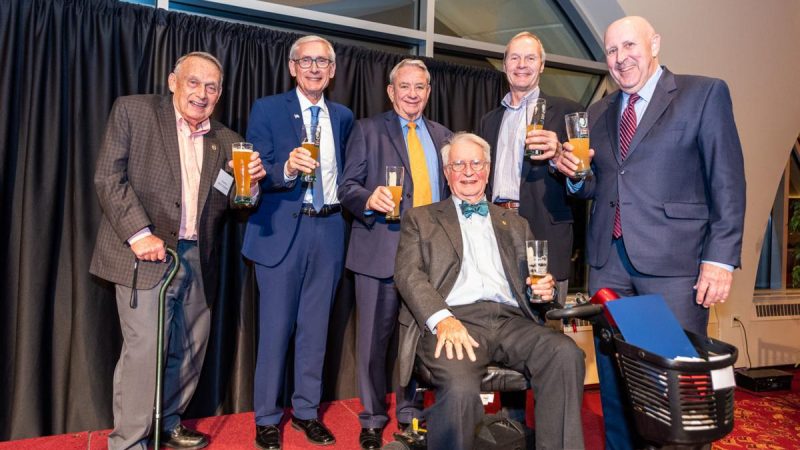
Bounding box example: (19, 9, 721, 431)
(301, 124, 321, 183)
(565, 112, 591, 178)
(525, 98, 547, 157)
(385, 166, 404, 221)
(232, 142, 255, 206)
(526, 240, 549, 302)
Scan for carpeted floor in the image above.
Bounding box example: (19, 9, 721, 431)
(0, 370, 797, 449)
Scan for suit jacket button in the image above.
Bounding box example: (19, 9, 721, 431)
(175, 202, 180, 208)
(620, 170, 625, 175)
(170, 232, 177, 237)
(292, 213, 298, 218)
(405, 193, 411, 198)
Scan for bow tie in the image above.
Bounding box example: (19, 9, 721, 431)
(460, 201, 489, 218)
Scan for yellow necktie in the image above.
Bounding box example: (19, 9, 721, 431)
(407, 122, 432, 206)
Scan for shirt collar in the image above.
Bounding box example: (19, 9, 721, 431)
(501, 87, 540, 110)
(623, 65, 663, 105)
(399, 114, 424, 129)
(296, 88, 328, 115)
(174, 106, 211, 136)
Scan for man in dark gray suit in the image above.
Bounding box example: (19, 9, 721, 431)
(395, 132, 585, 450)
(557, 16, 745, 449)
(338, 59, 452, 450)
(91, 52, 264, 450)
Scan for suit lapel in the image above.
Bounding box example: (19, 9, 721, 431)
(484, 108, 504, 196)
(386, 111, 412, 181)
(286, 91, 304, 144)
(423, 116, 449, 198)
(197, 128, 224, 219)
(434, 200, 463, 264)
(625, 69, 677, 160)
(604, 93, 624, 166)
(327, 101, 344, 173)
(157, 96, 183, 194)
(490, 207, 527, 302)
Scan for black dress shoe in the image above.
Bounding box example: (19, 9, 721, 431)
(162, 424, 209, 449)
(255, 425, 281, 450)
(359, 427, 383, 450)
(290, 417, 336, 446)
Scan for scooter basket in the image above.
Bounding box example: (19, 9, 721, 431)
(612, 330, 737, 445)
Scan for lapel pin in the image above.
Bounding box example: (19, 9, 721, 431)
(294, 114, 300, 119)
(211, 144, 217, 152)
(502, 220, 507, 225)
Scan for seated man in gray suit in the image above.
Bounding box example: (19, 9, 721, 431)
(394, 132, 585, 450)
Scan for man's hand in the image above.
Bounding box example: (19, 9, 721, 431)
(525, 129, 560, 161)
(284, 146, 318, 178)
(694, 263, 733, 308)
(526, 273, 556, 301)
(366, 186, 397, 213)
(434, 317, 479, 361)
(555, 141, 595, 180)
(130, 235, 166, 262)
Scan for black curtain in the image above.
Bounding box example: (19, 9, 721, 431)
(0, 0, 506, 440)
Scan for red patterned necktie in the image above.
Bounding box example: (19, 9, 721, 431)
(613, 93, 640, 239)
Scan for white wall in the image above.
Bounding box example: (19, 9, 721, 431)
(576, 0, 800, 366)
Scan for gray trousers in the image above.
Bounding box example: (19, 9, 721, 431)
(417, 302, 585, 450)
(108, 241, 210, 450)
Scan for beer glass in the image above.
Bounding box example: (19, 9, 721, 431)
(301, 124, 322, 183)
(385, 165, 404, 221)
(525, 98, 547, 157)
(232, 142, 255, 206)
(565, 112, 592, 178)
(526, 240, 549, 302)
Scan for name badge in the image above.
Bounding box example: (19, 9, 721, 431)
(214, 169, 234, 195)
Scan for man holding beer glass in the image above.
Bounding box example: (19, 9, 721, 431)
(242, 35, 354, 450)
(338, 59, 452, 450)
(394, 132, 585, 450)
(91, 52, 264, 450)
(556, 16, 745, 449)
(477, 30, 583, 423)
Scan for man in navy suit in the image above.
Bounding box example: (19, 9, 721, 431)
(243, 35, 354, 450)
(338, 59, 452, 450)
(557, 16, 745, 449)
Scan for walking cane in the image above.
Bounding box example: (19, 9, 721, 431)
(153, 247, 180, 449)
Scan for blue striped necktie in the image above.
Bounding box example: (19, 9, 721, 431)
(309, 106, 324, 211)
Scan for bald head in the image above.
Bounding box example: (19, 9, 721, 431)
(604, 16, 661, 94)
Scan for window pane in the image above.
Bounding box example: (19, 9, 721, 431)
(262, 0, 419, 29)
(434, 0, 591, 59)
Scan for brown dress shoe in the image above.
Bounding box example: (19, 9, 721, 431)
(359, 427, 383, 449)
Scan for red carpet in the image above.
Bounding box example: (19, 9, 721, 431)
(0, 372, 796, 449)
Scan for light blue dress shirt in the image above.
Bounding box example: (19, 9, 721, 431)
(425, 196, 518, 332)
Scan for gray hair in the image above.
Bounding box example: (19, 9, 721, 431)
(388, 58, 431, 84)
(173, 51, 224, 84)
(441, 132, 491, 166)
(504, 31, 547, 64)
(289, 35, 336, 63)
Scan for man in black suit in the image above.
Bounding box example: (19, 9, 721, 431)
(478, 30, 582, 422)
(91, 52, 264, 450)
(394, 132, 585, 450)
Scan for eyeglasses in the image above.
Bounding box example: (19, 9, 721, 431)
(292, 57, 333, 69)
(447, 160, 488, 172)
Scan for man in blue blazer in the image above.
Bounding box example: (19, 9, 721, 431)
(338, 59, 452, 450)
(557, 16, 745, 449)
(243, 35, 354, 450)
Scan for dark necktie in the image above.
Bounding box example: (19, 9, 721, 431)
(613, 93, 640, 239)
(309, 105, 324, 211)
(460, 200, 489, 218)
